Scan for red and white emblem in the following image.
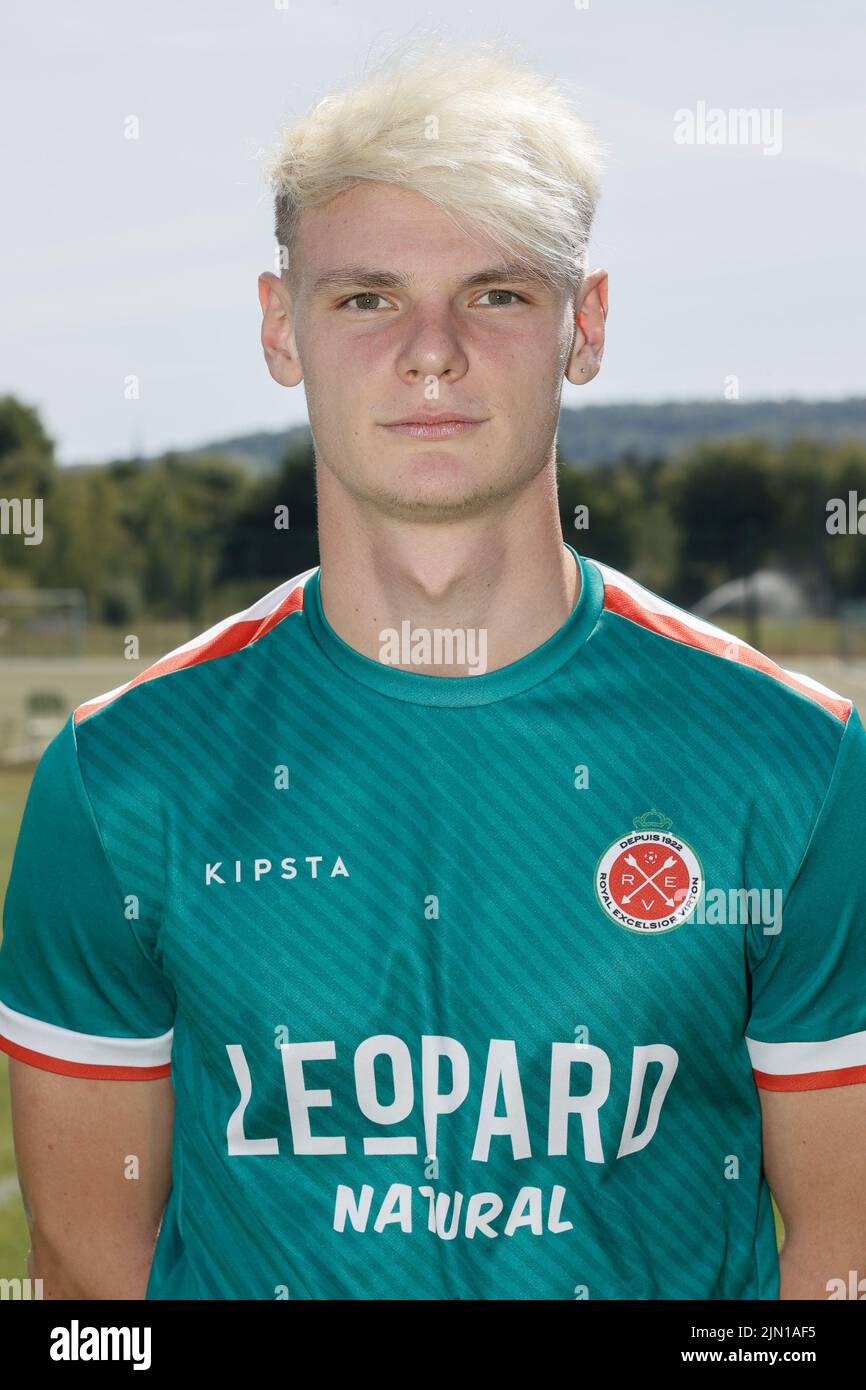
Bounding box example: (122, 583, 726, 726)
(595, 829, 703, 933)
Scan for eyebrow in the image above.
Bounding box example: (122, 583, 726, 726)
(310, 262, 545, 295)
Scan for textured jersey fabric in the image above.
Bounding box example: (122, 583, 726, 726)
(1, 543, 865, 1300)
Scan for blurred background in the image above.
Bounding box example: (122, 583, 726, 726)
(2, 0, 865, 1278)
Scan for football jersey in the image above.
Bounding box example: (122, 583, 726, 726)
(1, 542, 865, 1301)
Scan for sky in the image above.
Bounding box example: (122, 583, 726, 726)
(1, 0, 864, 465)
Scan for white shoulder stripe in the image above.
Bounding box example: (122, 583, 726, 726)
(158, 563, 319, 663)
(76, 564, 319, 721)
(594, 560, 739, 642)
(0, 997, 173, 1068)
(595, 558, 851, 705)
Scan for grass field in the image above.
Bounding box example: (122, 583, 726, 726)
(0, 768, 35, 1280)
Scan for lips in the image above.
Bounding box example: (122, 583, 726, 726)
(380, 412, 487, 440)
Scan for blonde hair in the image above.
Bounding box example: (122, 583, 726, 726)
(263, 40, 606, 291)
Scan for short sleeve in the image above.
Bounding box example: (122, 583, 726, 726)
(0, 715, 174, 1079)
(745, 703, 866, 1091)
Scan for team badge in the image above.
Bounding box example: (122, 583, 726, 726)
(595, 809, 703, 934)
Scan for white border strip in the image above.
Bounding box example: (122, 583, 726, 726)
(0, 997, 173, 1068)
(745, 1029, 866, 1076)
(78, 564, 319, 717)
(596, 560, 849, 703)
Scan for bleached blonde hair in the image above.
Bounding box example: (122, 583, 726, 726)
(263, 40, 606, 292)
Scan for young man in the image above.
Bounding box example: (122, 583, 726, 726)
(1, 44, 865, 1302)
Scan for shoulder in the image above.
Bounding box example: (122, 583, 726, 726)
(72, 565, 318, 733)
(590, 556, 854, 730)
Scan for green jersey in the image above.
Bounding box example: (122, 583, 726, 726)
(2, 543, 865, 1299)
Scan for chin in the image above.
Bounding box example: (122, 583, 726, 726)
(366, 480, 508, 521)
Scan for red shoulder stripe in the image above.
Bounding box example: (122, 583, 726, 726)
(599, 568, 852, 724)
(74, 572, 312, 726)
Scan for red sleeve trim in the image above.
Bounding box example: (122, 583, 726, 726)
(753, 1062, 866, 1092)
(0, 1033, 172, 1081)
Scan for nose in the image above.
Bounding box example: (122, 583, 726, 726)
(395, 304, 469, 388)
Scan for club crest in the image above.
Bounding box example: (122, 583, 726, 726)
(595, 809, 703, 934)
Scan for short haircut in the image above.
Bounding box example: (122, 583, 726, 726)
(263, 40, 606, 293)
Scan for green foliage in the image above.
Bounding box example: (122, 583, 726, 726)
(665, 438, 781, 605)
(3, 395, 866, 629)
(219, 437, 319, 582)
(562, 433, 866, 612)
(0, 395, 55, 466)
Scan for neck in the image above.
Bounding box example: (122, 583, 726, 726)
(315, 465, 579, 678)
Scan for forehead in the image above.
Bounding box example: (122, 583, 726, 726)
(292, 182, 516, 286)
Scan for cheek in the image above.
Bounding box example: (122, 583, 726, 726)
(471, 317, 565, 379)
(477, 338, 564, 420)
(302, 320, 389, 390)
